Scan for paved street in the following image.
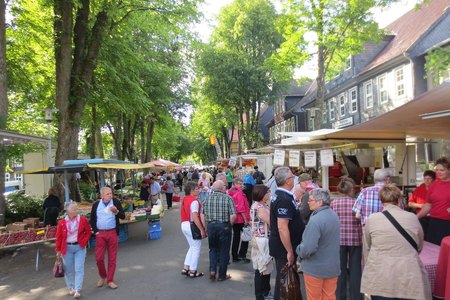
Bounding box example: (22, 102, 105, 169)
(0, 196, 257, 300)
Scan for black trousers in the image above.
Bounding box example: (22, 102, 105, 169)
(232, 223, 249, 260)
(255, 269, 271, 300)
(336, 245, 363, 300)
(166, 193, 173, 208)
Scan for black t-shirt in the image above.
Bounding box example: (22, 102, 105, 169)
(269, 189, 305, 259)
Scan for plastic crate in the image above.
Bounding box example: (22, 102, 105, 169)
(148, 230, 161, 240)
(148, 221, 161, 233)
(88, 237, 96, 248)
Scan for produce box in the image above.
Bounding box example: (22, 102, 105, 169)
(6, 222, 31, 232)
(22, 218, 40, 229)
(0, 233, 9, 247)
(5, 230, 28, 246)
(0, 226, 6, 234)
(24, 228, 46, 243)
(45, 226, 57, 239)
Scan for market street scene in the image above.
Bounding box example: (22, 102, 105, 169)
(1, 0, 450, 299)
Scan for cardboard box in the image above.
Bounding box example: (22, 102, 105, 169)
(0, 226, 7, 233)
(6, 222, 31, 232)
(23, 218, 40, 228)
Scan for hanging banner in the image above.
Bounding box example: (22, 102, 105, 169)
(320, 149, 334, 167)
(304, 151, 317, 168)
(273, 150, 285, 166)
(289, 150, 300, 167)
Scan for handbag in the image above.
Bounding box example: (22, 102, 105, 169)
(241, 225, 253, 242)
(382, 210, 418, 252)
(53, 256, 64, 278)
(280, 264, 302, 300)
(190, 222, 202, 240)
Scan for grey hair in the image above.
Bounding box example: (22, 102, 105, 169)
(212, 180, 225, 192)
(274, 167, 291, 186)
(100, 186, 112, 194)
(310, 188, 331, 206)
(65, 201, 78, 210)
(232, 178, 243, 185)
(374, 168, 391, 182)
(216, 172, 227, 182)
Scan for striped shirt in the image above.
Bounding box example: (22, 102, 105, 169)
(331, 196, 362, 246)
(202, 191, 236, 223)
(352, 182, 385, 226)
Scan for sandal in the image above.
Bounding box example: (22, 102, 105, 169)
(181, 268, 189, 276)
(189, 270, 204, 278)
(217, 274, 232, 281)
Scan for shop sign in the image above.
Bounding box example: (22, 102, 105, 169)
(273, 150, 285, 166)
(304, 151, 316, 168)
(333, 117, 353, 129)
(289, 150, 300, 167)
(320, 149, 334, 167)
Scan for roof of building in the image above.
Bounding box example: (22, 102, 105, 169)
(363, 0, 450, 73)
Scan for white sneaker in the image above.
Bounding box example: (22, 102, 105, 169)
(68, 288, 75, 295)
(73, 291, 81, 298)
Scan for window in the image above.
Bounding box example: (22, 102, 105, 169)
(322, 109, 327, 124)
(338, 93, 346, 117)
(344, 56, 352, 70)
(308, 117, 314, 131)
(329, 99, 336, 121)
(439, 69, 450, 84)
(395, 67, 405, 97)
(364, 81, 373, 108)
(349, 87, 358, 113)
(378, 75, 388, 103)
(5, 172, 10, 182)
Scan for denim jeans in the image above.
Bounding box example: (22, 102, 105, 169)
(62, 244, 87, 291)
(207, 222, 232, 279)
(274, 257, 288, 300)
(371, 296, 408, 300)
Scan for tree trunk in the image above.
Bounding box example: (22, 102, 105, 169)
(145, 119, 155, 162)
(140, 120, 145, 163)
(316, 44, 326, 127)
(95, 125, 104, 158)
(0, 0, 7, 225)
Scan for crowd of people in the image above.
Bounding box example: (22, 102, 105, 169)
(178, 156, 450, 300)
(52, 155, 450, 299)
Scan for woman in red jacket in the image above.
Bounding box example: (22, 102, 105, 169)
(56, 202, 92, 298)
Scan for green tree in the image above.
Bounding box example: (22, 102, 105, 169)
(281, 0, 391, 127)
(52, 0, 200, 198)
(425, 47, 450, 86)
(0, 0, 7, 225)
(198, 0, 290, 152)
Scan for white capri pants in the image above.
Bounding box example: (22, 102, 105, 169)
(181, 221, 202, 270)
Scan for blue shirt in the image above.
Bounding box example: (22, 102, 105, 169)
(96, 200, 116, 230)
(243, 174, 256, 186)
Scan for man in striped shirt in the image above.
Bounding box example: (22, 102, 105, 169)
(202, 180, 237, 281)
(352, 168, 391, 226)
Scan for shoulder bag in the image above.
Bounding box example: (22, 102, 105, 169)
(182, 198, 203, 240)
(382, 210, 418, 252)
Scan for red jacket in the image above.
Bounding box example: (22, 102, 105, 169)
(180, 195, 201, 222)
(55, 216, 92, 255)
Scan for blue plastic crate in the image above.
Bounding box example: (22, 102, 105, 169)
(88, 237, 96, 248)
(118, 224, 128, 243)
(148, 221, 161, 233)
(148, 230, 161, 240)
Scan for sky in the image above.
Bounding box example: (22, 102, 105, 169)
(195, 0, 419, 78)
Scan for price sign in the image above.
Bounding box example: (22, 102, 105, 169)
(273, 150, 285, 166)
(304, 151, 317, 168)
(289, 150, 300, 167)
(320, 149, 334, 167)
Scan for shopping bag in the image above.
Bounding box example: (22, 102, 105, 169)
(241, 224, 253, 242)
(280, 264, 302, 300)
(53, 256, 64, 278)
